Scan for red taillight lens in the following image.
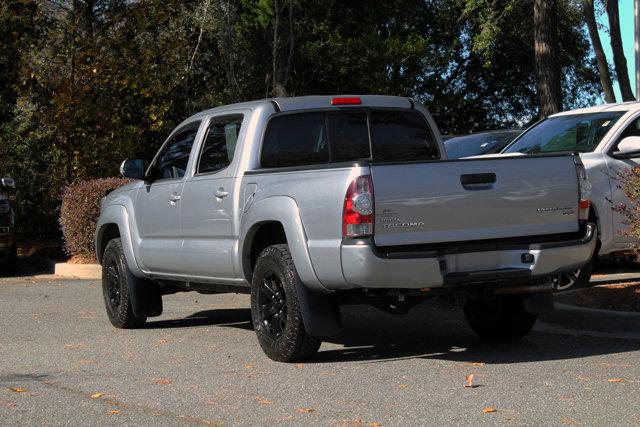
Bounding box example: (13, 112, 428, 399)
(331, 97, 362, 105)
(579, 199, 590, 222)
(343, 175, 374, 238)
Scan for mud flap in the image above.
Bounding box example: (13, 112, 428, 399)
(523, 293, 554, 315)
(125, 268, 163, 318)
(295, 282, 341, 337)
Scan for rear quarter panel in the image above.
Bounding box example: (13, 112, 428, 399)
(240, 165, 369, 289)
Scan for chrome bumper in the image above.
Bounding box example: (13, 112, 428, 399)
(340, 224, 597, 289)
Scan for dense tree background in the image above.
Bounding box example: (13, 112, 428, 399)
(0, 0, 606, 241)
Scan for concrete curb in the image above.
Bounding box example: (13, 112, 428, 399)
(541, 302, 640, 335)
(54, 263, 102, 280)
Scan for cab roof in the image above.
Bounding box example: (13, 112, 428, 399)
(550, 101, 640, 117)
(183, 95, 415, 122)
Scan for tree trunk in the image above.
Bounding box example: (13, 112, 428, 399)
(271, 0, 293, 97)
(582, 0, 616, 103)
(534, 0, 562, 118)
(606, 0, 635, 101)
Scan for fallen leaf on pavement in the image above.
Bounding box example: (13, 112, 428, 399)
(244, 364, 253, 369)
(561, 416, 579, 425)
(91, 392, 105, 399)
(607, 378, 624, 383)
(295, 363, 305, 368)
(370, 423, 384, 427)
(297, 407, 315, 413)
(154, 378, 172, 385)
(7, 387, 27, 393)
(158, 339, 169, 344)
(109, 410, 120, 415)
(466, 362, 485, 367)
(464, 374, 476, 388)
(483, 407, 497, 414)
(398, 384, 408, 389)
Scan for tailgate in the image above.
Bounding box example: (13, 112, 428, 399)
(372, 155, 580, 247)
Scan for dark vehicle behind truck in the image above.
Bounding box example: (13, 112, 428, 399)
(0, 178, 17, 275)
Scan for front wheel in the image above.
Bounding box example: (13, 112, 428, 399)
(251, 244, 321, 362)
(463, 294, 537, 341)
(101, 238, 147, 328)
(553, 259, 594, 291)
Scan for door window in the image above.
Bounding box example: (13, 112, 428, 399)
(197, 114, 244, 174)
(153, 121, 201, 180)
(612, 116, 640, 152)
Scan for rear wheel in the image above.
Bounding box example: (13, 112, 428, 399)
(102, 238, 147, 328)
(251, 244, 321, 362)
(463, 294, 537, 341)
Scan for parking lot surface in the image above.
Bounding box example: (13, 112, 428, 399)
(1, 275, 639, 425)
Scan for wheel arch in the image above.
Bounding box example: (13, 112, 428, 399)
(239, 196, 326, 292)
(95, 204, 144, 277)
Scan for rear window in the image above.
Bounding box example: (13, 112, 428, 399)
(260, 109, 438, 168)
(370, 110, 439, 162)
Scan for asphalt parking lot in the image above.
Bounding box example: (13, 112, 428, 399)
(1, 274, 639, 426)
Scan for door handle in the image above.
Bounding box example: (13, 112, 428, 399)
(215, 189, 229, 199)
(168, 193, 181, 203)
(460, 173, 496, 187)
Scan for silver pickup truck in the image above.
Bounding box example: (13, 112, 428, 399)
(96, 95, 596, 362)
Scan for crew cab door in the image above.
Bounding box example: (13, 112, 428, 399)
(134, 121, 201, 274)
(604, 115, 640, 245)
(180, 113, 245, 278)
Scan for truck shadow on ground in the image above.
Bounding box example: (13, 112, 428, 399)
(314, 300, 640, 364)
(146, 308, 253, 331)
(145, 299, 640, 365)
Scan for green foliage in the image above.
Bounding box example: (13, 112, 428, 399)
(59, 178, 131, 258)
(0, 0, 604, 245)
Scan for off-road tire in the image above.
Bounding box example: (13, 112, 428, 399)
(463, 294, 537, 341)
(251, 244, 321, 362)
(101, 238, 147, 328)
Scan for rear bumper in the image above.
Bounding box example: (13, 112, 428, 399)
(340, 223, 597, 289)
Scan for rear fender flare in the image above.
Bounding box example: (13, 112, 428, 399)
(239, 196, 326, 293)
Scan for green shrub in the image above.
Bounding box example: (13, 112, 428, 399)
(59, 178, 131, 259)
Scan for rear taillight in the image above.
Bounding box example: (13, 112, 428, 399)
(579, 199, 590, 222)
(574, 156, 592, 222)
(343, 175, 374, 238)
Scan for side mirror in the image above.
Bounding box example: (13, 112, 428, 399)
(613, 136, 640, 159)
(119, 159, 145, 180)
(1, 177, 15, 189)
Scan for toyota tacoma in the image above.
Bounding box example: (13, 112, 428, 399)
(96, 95, 596, 362)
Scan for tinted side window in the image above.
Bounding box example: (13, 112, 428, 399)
(370, 110, 439, 162)
(618, 117, 640, 140)
(154, 121, 200, 180)
(261, 113, 328, 168)
(197, 114, 243, 174)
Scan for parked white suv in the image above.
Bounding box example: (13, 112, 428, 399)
(502, 102, 640, 288)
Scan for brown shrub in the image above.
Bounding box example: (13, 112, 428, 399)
(59, 178, 131, 259)
(615, 166, 640, 251)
